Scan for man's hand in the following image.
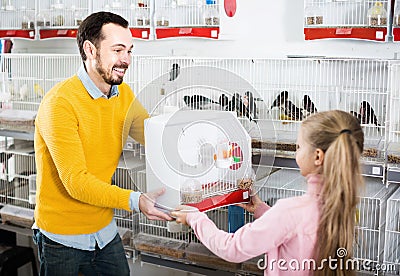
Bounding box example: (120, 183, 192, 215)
(139, 188, 173, 221)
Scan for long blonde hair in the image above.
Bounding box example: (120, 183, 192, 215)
(301, 110, 364, 276)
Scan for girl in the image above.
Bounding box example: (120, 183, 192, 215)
(171, 110, 364, 276)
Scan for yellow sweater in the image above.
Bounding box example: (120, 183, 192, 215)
(34, 75, 149, 234)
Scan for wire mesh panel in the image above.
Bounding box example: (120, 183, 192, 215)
(154, 0, 219, 28)
(92, 0, 150, 28)
(354, 179, 397, 268)
(113, 154, 145, 236)
(384, 187, 400, 274)
(0, 54, 81, 111)
(134, 56, 389, 163)
(304, 0, 390, 27)
(0, 0, 35, 30)
(37, 0, 90, 29)
(387, 64, 400, 174)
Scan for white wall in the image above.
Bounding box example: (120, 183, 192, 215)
(11, 0, 400, 59)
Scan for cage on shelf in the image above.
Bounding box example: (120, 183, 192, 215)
(154, 0, 220, 39)
(304, 0, 391, 41)
(92, 0, 151, 39)
(37, 0, 90, 39)
(383, 187, 400, 274)
(0, 0, 35, 39)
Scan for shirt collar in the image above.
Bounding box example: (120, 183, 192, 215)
(77, 64, 119, 99)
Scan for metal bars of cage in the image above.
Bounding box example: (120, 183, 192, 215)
(134, 56, 389, 164)
(154, 0, 219, 28)
(354, 179, 397, 268)
(36, 0, 90, 29)
(0, 54, 81, 111)
(387, 63, 400, 173)
(383, 187, 400, 274)
(0, 0, 35, 30)
(91, 0, 151, 28)
(304, 0, 390, 27)
(0, 139, 36, 209)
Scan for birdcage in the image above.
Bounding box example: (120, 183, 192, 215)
(304, 0, 390, 27)
(0, 0, 35, 33)
(153, 0, 219, 29)
(387, 63, 400, 184)
(304, 0, 392, 41)
(353, 179, 397, 269)
(36, 0, 90, 30)
(383, 187, 400, 274)
(92, 0, 150, 28)
(134, 56, 389, 168)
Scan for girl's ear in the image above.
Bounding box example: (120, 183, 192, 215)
(314, 148, 324, 166)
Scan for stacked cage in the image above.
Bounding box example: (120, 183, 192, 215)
(384, 188, 400, 274)
(304, 0, 390, 27)
(0, 54, 81, 226)
(387, 63, 400, 183)
(134, 56, 389, 168)
(132, 56, 392, 273)
(37, 0, 90, 29)
(92, 0, 151, 29)
(0, 0, 35, 33)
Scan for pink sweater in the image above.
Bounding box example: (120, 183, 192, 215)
(186, 174, 322, 276)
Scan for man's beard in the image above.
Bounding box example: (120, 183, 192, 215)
(95, 55, 128, 86)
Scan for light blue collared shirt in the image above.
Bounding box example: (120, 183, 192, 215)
(39, 65, 141, 250)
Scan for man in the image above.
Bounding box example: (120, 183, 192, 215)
(33, 11, 172, 275)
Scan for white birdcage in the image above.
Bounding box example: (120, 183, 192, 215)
(0, 0, 35, 30)
(37, 0, 90, 29)
(387, 63, 400, 183)
(304, 0, 390, 27)
(134, 56, 389, 166)
(383, 187, 400, 274)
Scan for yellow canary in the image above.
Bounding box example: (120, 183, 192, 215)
(355, 208, 360, 224)
(34, 83, 45, 97)
(279, 114, 294, 124)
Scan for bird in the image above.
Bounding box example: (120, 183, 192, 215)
(284, 99, 303, 121)
(303, 94, 318, 114)
(270, 91, 288, 109)
(218, 94, 229, 110)
(227, 93, 247, 117)
(350, 111, 362, 124)
(19, 83, 29, 100)
(183, 94, 219, 110)
(34, 83, 45, 98)
(271, 91, 303, 121)
(244, 91, 257, 121)
(169, 63, 180, 81)
(359, 101, 380, 126)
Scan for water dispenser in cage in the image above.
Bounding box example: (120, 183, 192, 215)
(394, 3, 400, 27)
(367, 2, 387, 26)
(144, 110, 252, 213)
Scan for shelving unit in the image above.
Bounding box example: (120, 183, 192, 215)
(0, 0, 221, 40)
(0, 54, 398, 275)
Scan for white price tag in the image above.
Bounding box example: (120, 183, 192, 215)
(376, 31, 384, 40)
(372, 166, 381, 175)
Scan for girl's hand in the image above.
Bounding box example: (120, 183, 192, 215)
(170, 205, 199, 226)
(236, 194, 264, 213)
